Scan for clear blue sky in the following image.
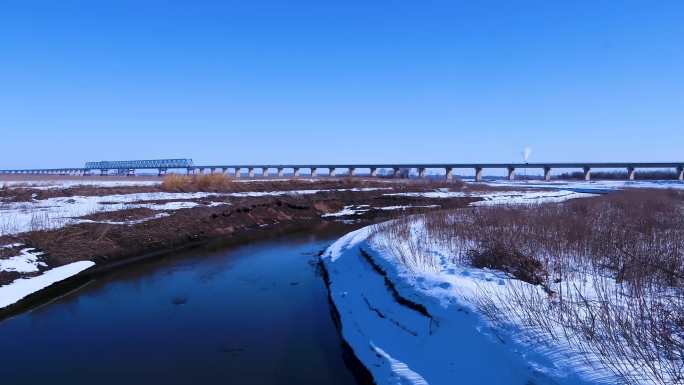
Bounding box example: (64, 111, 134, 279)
(1, 1, 682, 168)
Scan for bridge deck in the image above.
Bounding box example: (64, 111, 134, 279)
(1, 162, 682, 182)
(1, 162, 683, 172)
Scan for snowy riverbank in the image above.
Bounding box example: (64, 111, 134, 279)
(321, 223, 618, 385)
(0, 260, 95, 309)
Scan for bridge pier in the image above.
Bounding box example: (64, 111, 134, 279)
(100, 169, 108, 176)
(158, 168, 166, 176)
(370, 168, 378, 177)
(262, 167, 269, 177)
(678, 166, 684, 181)
(418, 168, 427, 178)
(627, 166, 636, 181)
(507, 167, 516, 181)
(475, 167, 483, 182)
(445, 167, 453, 180)
(234, 168, 241, 178)
(543, 167, 551, 181)
(293, 168, 300, 177)
(248, 168, 255, 178)
(583, 167, 591, 181)
(393, 167, 401, 178)
(277, 168, 285, 177)
(311, 168, 317, 177)
(329, 168, 336, 177)
(349, 168, 356, 177)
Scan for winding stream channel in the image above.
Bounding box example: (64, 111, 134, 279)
(0, 224, 368, 385)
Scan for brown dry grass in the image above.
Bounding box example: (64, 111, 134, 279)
(161, 173, 233, 192)
(372, 189, 684, 384)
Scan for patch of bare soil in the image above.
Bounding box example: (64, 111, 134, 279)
(78, 207, 157, 222)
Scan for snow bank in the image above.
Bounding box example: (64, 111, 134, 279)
(322, 205, 440, 218)
(322, 205, 371, 217)
(321, 224, 608, 385)
(0, 246, 46, 273)
(385, 189, 597, 205)
(0, 261, 95, 308)
(378, 205, 440, 211)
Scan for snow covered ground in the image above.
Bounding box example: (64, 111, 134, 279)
(0, 246, 46, 273)
(0, 260, 95, 309)
(0, 179, 161, 189)
(475, 179, 684, 192)
(322, 225, 612, 385)
(385, 189, 597, 205)
(0, 241, 95, 309)
(0, 191, 228, 236)
(322, 205, 372, 217)
(322, 204, 441, 218)
(0, 187, 397, 236)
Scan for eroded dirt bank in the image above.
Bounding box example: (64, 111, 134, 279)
(0, 180, 478, 319)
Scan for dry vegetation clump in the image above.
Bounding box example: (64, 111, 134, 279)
(371, 189, 684, 384)
(466, 241, 546, 288)
(161, 173, 233, 192)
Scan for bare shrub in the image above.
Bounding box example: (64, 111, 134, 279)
(466, 241, 546, 287)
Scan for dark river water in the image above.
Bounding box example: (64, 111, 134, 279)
(0, 225, 365, 385)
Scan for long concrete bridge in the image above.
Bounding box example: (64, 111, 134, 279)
(1, 160, 683, 181)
